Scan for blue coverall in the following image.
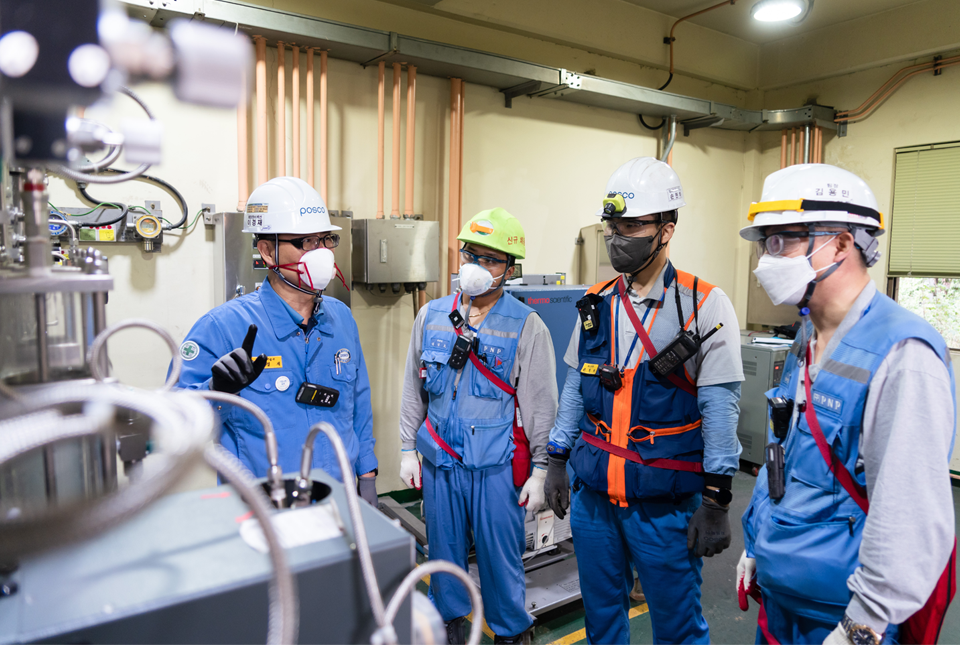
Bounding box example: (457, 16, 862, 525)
(175, 278, 377, 481)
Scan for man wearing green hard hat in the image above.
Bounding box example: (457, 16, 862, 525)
(399, 207, 559, 644)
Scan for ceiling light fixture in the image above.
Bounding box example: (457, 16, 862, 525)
(751, 0, 810, 22)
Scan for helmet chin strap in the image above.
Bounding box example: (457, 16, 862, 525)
(626, 224, 667, 288)
(795, 224, 843, 313)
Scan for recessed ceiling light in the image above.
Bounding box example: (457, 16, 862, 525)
(751, 0, 809, 22)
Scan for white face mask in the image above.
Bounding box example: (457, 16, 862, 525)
(753, 236, 838, 306)
(295, 248, 335, 292)
(459, 262, 495, 297)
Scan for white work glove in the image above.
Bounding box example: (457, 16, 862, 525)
(518, 466, 547, 513)
(823, 624, 853, 645)
(400, 450, 422, 490)
(737, 550, 757, 595)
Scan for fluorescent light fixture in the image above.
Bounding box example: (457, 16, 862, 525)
(751, 0, 808, 22)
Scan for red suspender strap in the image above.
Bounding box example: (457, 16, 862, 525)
(425, 417, 462, 462)
(582, 431, 703, 473)
(616, 277, 697, 397)
(803, 345, 869, 513)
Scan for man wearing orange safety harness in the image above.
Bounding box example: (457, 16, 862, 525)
(544, 157, 744, 643)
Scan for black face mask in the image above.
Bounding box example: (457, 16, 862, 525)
(604, 227, 664, 275)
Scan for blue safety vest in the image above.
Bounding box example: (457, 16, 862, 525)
(745, 291, 956, 620)
(416, 293, 532, 470)
(569, 262, 710, 504)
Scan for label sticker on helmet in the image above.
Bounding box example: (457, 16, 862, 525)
(667, 187, 682, 201)
(470, 220, 494, 235)
(246, 203, 268, 213)
(179, 340, 200, 361)
(247, 215, 263, 229)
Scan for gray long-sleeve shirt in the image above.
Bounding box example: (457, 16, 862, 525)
(399, 294, 559, 468)
(800, 281, 956, 633)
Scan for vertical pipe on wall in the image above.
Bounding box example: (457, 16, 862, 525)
(780, 129, 788, 169)
(458, 81, 464, 222)
(404, 65, 417, 217)
(815, 126, 823, 163)
(377, 61, 385, 219)
(791, 128, 798, 166)
(391, 63, 402, 218)
(291, 45, 300, 179)
(320, 50, 328, 202)
(237, 66, 249, 211)
(254, 36, 268, 185)
(448, 79, 462, 295)
(803, 124, 811, 164)
(306, 48, 315, 187)
(277, 42, 286, 177)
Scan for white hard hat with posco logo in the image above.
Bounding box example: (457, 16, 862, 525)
(596, 157, 686, 219)
(740, 164, 884, 242)
(242, 177, 341, 235)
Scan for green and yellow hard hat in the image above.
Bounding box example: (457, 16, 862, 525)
(457, 208, 526, 259)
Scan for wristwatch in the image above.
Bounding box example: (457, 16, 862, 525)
(546, 441, 571, 458)
(702, 487, 732, 506)
(841, 613, 884, 645)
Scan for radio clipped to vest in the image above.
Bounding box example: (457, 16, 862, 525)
(769, 396, 793, 440)
(576, 293, 603, 333)
(296, 382, 340, 407)
(448, 334, 474, 370)
(766, 442, 785, 500)
(649, 323, 723, 379)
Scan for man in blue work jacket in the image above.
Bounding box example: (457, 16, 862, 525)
(738, 164, 956, 645)
(176, 177, 378, 503)
(544, 158, 744, 644)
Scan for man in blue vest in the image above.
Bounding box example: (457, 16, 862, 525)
(398, 208, 559, 644)
(738, 164, 956, 645)
(176, 177, 378, 504)
(544, 157, 744, 644)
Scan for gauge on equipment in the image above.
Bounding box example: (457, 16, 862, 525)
(135, 214, 162, 239)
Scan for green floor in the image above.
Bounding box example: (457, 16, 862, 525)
(400, 471, 960, 644)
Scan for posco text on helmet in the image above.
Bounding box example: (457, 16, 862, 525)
(740, 164, 884, 241)
(242, 176, 341, 235)
(597, 157, 686, 220)
(457, 207, 526, 259)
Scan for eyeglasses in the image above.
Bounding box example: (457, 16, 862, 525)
(460, 248, 508, 271)
(756, 231, 837, 258)
(280, 234, 340, 251)
(602, 218, 658, 238)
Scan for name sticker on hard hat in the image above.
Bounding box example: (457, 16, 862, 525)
(265, 356, 283, 369)
(179, 341, 200, 361)
(667, 187, 682, 202)
(275, 376, 291, 392)
(580, 363, 599, 375)
(246, 203, 268, 213)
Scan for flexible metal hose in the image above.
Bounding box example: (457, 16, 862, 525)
(204, 444, 299, 645)
(0, 385, 213, 560)
(198, 390, 286, 508)
(89, 318, 182, 390)
(378, 560, 484, 645)
(307, 423, 390, 638)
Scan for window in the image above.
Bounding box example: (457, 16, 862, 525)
(888, 142, 960, 350)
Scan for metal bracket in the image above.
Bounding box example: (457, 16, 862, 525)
(837, 121, 848, 138)
(501, 80, 544, 108)
(682, 115, 724, 137)
(560, 69, 582, 90)
(361, 32, 399, 67)
(202, 203, 222, 226)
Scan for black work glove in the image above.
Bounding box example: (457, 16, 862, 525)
(686, 497, 731, 557)
(544, 455, 571, 520)
(357, 475, 378, 506)
(211, 324, 268, 394)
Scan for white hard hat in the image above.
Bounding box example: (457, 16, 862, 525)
(596, 157, 686, 219)
(242, 177, 341, 235)
(740, 164, 884, 242)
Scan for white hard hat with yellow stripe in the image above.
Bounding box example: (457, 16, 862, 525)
(740, 164, 884, 242)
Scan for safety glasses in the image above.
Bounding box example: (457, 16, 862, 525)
(756, 231, 837, 259)
(460, 248, 508, 271)
(280, 234, 340, 251)
(602, 218, 659, 238)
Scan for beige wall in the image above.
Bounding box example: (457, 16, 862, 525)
(48, 1, 960, 490)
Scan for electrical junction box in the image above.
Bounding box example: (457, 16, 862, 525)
(738, 337, 790, 467)
(351, 219, 439, 286)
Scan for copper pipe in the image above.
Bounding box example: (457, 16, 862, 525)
(291, 45, 300, 179)
(404, 65, 417, 217)
(813, 126, 820, 163)
(780, 129, 787, 169)
(277, 42, 287, 177)
(665, 1, 734, 80)
(418, 290, 426, 310)
(836, 60, 960, 123)
(448, 79, 462, 295)
(458, 81, 464, 224)
(306, 48, 315, 187)
(254, 36, 267, 185)
(837, 54, 960, 117)
(320, 50, 328, 202)
(391, 63, 402, 218)
(237, 66, 249, 211)
(790, 128, 796, 166)
(377, 62, 385, 219)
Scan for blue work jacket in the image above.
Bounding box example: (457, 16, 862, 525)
(175, 279, 377, 482)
